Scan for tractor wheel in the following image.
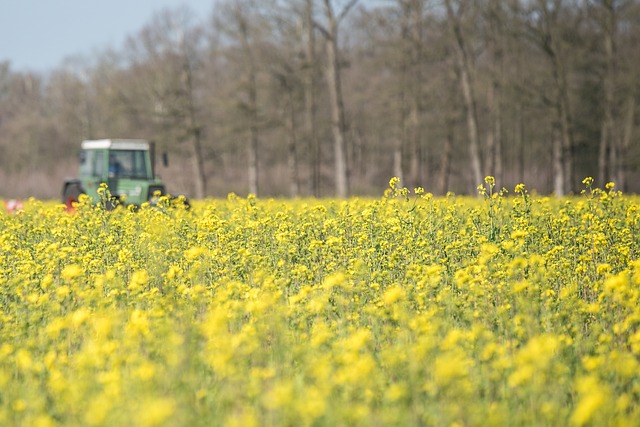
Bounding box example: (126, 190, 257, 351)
(63, 183, 83, 212)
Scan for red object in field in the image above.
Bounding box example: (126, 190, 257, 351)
(4, 199, 23, 214)
(65, 199, 77, 214)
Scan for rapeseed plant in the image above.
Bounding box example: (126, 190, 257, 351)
(1, 180, 640, 425)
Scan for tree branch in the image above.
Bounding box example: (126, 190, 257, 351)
(312, 18, 330, 39)
(337, 0, 359, 24)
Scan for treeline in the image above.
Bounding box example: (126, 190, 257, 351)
(1, 0, 639, 199)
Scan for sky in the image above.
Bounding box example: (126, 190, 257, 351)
(0, 0, 217, 73)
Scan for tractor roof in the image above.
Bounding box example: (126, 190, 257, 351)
(81, 139, 150, 151)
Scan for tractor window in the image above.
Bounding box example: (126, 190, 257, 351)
(108, 150, 150, 179)
(80, 150, 104, 177)
(95, 152, 104, 177)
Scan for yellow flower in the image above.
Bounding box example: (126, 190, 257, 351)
(136, 398, 176, 427)
(126, 309, 150, 337)
(70, 308, 90, 328)
(128, 270, 149, 291)
(32, 415, 55, 427)
(383, 285, 405, 306)
(185, 246, 206, 260)
(322, 272, 346, 289)
(297, 386, 327, 420)
(510, 229, 527, 240)
(166, 265, 183, 281)
(12, 399, 27, 412)
(55, 285, 71, 300)
(224, 408, 259, 427)
(135, 361, 157, 381)
(61, 264, 83, 281)
(433, 351, 471, 387)
(15, 349, 33, 372)
(570, 376, 607, 426)
(84, 394, 112, 426)
(263, 381, 294, 409)
(385, 383, 407, 402)
(310, 323, 332, 348)
(41, 273, 53, 290)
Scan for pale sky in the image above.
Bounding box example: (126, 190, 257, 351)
(0, 0, 216, 73)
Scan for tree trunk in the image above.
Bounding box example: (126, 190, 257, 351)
(322, 0, 355, 198)
(189, 129, 206, 199)
(393, 137, 404, 185)
(486, 0, 504, 185)
(397, 0, 410, 188)
(536, 0, 574, 195)
(494, 94, 503, 184)
(557, 58, 574, 194)
(618, 95, 635, 191)
(179, 33, 207, 199)
(407, 93, 422, 188)
(445, 0, 483, 190)
(516, 102, 525, 185)
(597, 0, 616, 188)
(304, 0, 320, 197)
(325, 32, 348, 197)
(437, 117, 453, 195)
(247, 68, 260, 196)
(406, 0, 424, 189)
(485, 83, 496, 176)
(286, 84, 300, 198)
(552, 125, 564, 196)
(236, 7, 260, 196)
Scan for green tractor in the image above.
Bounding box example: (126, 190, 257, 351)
(62, 139, 174, 210)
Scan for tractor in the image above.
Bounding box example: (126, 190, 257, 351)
(62, 139, 173, 210)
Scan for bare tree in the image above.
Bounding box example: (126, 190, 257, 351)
(444, 0, 483, 190)
(284, 77, 301, 197)
(316, 0, 359, 198)
(523, 0, 576, 195)
(268, 14, 304, 197)
(591, 0, 617, 187)
(178, 31, 207, 199)
(617, 94, 635, 191)
(397, 0, 427, 189)
(437, 111, 455, 195)
(484, 0, 505, 184)
(215, 0, 272, 196)
(304, 0, 322, 197)
(123, 7, 208, 198)
(233, 1, 261, 196)
(590, 0, 637, 189)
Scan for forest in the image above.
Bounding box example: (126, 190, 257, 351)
(0, 0, 639, 199)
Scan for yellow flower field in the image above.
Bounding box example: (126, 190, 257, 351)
(1, 178, 639, 426)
